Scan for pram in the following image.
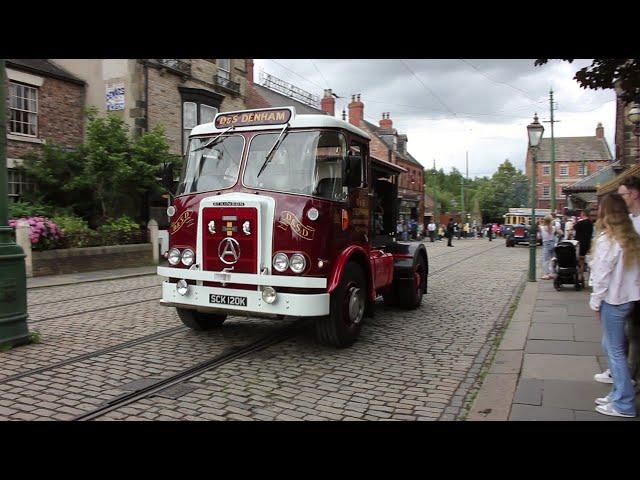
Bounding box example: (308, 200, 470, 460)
(552, 240, 584, 291)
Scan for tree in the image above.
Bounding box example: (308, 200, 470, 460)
(535, 59, 640, 104)
(475, 159, 529, 222)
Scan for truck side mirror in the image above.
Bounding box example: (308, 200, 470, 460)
(343, 155, 362, 188)
(161, 162, 175, 194)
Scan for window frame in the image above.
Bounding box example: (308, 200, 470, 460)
(542, 165, 550, 176)
(7, 168, 31, 202)
(8, 81, 38, 137)
(181, 101, 219, 154)
(542, 184, 550, 197)
(559, 165, 569, 176)
(218, 59, 231, 80)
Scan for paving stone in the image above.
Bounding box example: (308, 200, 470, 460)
(489, 350, 523, 374)
(509, 404, 574, 421)
(528, 324, 574, 341)
(540, 379, 611, 411)
(512, 379, 543, 406)
(521, 354, 601, 382)
(574, 324, 603, 342)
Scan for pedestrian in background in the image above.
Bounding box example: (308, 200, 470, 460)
(428, 221, 436, 242)
(487, 223, 492, 242)
(446, 218, 454, 247)
(574, 208, 593, 285)
(589, 193, 640, 418)
(539, 215, 557, 280)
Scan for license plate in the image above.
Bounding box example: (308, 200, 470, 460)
(209, 294, 247, 307)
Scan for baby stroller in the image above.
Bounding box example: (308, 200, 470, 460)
(552, 240, 584, 291)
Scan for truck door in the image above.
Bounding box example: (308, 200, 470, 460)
(346, 139, 369, 245)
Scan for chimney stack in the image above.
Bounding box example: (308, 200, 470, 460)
(320, 89, 335, 116)
(379, 112, 393, 130)
(246, 59, 254, 84)
(348, 94, 364, 127)
(596, 122, 604, 139)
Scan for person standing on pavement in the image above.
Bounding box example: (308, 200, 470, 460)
(573, 208, 593, 285)
(588, 193, 640, 418)
(487, 223, 492, 241)
(539, 215, 558, 280)
(428, 221, 436, 242)
(446, 218, 454, 247)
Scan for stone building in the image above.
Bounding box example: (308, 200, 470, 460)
(5, 59, 86, 203)
(525, 123, 614, 212)
(53, 59, 249, 155)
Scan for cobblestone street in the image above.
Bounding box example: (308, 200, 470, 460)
(0, 238, 529, 421)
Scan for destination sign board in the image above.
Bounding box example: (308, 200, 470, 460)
(215, 108, 292, 129)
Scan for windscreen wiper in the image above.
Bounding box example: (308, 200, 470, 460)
(256, 123, 289, 178)
(191, 126, 235, 153)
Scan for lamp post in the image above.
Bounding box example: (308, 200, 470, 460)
(627, 103, 640, 164)
(527, 113, 544, 282)
(0, 59, 30, 347)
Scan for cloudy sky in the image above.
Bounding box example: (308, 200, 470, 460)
(253, 59, 616, 179)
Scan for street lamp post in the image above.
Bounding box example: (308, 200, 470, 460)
(527, 114, 544, 282)
(0, 59, 30, 347)
(627, 103, 640, 164)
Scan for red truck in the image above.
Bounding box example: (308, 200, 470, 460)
(157, 107, 428, 348)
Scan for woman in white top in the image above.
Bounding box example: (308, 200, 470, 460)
(589, 193, 640, 418)
(539, 215, 558, 280)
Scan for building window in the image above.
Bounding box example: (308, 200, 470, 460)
(559, 165, 568, 176)
(542, 185, 550, 197)
(7, 168, 30, 203)
(543, 165, 550, 176)
(182, 102, 218, 153)
(578, 164, 589, 175)
(218, 59, 230, 80)
(8, 82, 38, 136)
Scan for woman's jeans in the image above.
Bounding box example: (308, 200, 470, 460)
(542, 240, 555, 276)
(601, 301, 637, 415)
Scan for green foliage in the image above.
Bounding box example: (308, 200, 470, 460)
(8, 202, 52, 218)
(97, 215, 140, 235)
(20, 109, 178, 226)
(51, 214, 92, 235)
(28, 330, 42, 344)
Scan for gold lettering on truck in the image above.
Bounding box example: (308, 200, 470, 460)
(170, 211, 195, 235)
(277, 211, 316, 240)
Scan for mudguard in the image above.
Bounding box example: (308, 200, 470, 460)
(327, 245, 376, 302)
(387, 242, 429, 285)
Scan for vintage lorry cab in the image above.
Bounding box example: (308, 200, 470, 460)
(158, 107, 428, 347)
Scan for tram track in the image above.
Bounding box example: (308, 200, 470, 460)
(72, 320, 308, 421)
(28, 284, 160, 308)
(28, 298, 160, 324)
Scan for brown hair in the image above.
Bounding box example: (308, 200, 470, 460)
(619, 175, 640, 192)
(596, 193, 640, 268)
(541, 215, 553, 233)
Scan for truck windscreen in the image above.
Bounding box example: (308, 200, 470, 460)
(244, 130, 347, 200)
(177, 135, 245, 195)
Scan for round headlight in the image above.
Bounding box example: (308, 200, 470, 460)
(176, 279, 189, 296)
(168, 248, 181, 266)
(262, 286, 277, 304)
(272, 253, 289, 272)
(167, 206, 176, 217)
(181, 248, 195, 266)
(289, 253, 307, 273)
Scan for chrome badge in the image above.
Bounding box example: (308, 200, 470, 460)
(208, 220, 216, 234)
(242, 220, 251, 235)
(218, 237, 241, 265)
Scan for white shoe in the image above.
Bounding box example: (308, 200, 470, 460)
(595, 403, 636, 418)
(594, 369, 613, 384)
(595, 394, 612, 405)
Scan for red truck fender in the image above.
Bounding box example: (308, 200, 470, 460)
(327, 245, 376, 302)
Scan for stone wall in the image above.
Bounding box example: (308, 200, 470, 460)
(32, 244, 154, 277)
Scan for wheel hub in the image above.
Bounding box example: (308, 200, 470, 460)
(347, 286, 364, 326)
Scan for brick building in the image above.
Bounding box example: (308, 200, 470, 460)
(346, 96, 425, 225)
(525, 123, 613, 212)
(5, 59, 86, 202)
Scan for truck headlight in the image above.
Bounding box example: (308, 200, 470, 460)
(176, 279, 189, 296)
(272, 253, 289, 272)
(181, 248, 195, 266)
(289, 253, 307, 273)
(262, 286, 277, 304)
(168, 248, 181, 266)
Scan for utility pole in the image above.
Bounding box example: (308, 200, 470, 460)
(0, 59, 30, 347)
(543, 89, 560, 213)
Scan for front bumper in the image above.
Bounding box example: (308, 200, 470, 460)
(157, 266, 329, 317)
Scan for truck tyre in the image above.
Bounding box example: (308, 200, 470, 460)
(397, 255, 426, 309)
(315, 262, 366, 348)
(177, 308, 227, 330)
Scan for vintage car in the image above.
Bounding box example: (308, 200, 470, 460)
(505, 223, 541, 247)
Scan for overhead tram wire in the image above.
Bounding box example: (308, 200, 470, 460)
(309, 59, 330, 89)
(267, 59, 325, 90)
(458, 59, 542, 103)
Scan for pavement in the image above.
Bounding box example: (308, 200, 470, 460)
(468, 256, 640, 421)
(27, 265, 158, 289)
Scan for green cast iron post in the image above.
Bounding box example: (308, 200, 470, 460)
(528, 147, 538, 282)
(0, 59, 30, 348)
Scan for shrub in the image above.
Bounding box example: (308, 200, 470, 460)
(9, 216, 63, 251)
(8, 202, 53, 218)
(97, 216, 142, 245)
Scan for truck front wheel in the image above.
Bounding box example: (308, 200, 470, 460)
(315, 262, 366, 348)
(177, 308, 227, 330)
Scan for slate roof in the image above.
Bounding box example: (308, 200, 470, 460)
(247, 83, 325, 115)
(564, 161, 621, 192)
(7, 59, 85, 85)
(536, 136, 613, 163)
(362, 120, 424, 169)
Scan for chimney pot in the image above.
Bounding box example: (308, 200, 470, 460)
(321, 88, 335, 116)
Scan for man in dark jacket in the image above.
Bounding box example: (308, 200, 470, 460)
(573, 208, 593, 284)
(446, 218, 454, 247)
